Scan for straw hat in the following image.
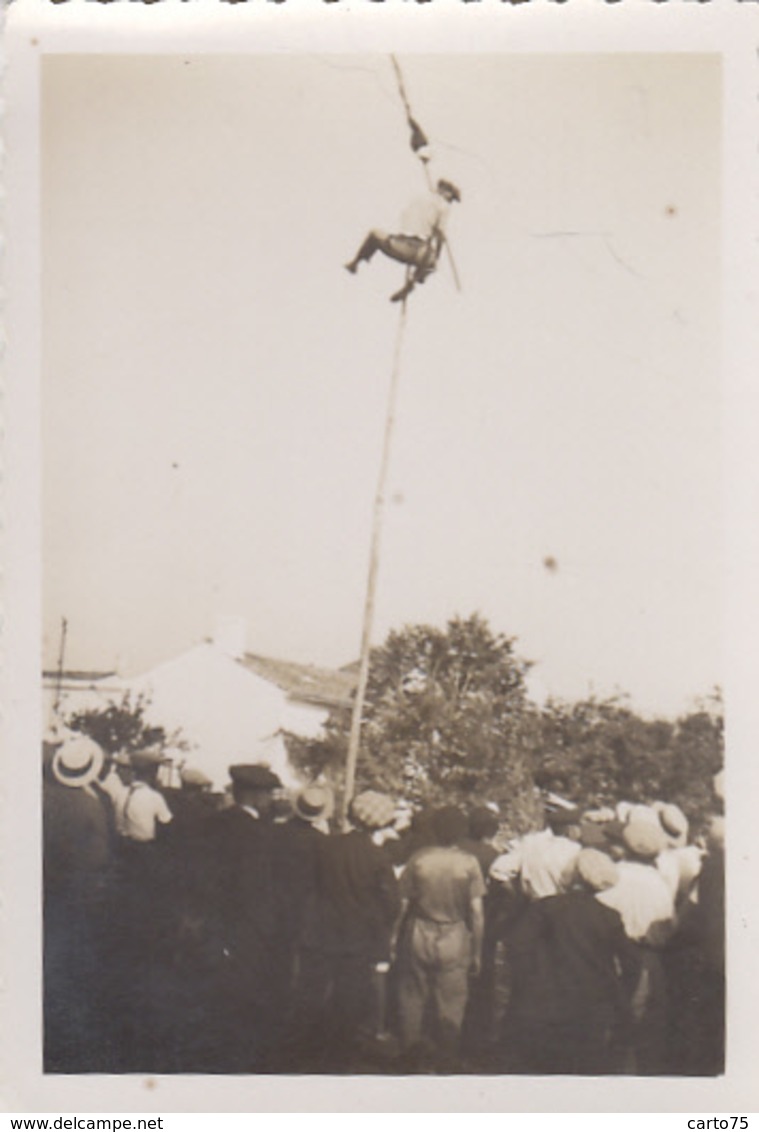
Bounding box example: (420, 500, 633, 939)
(623, 820, 667, 860)
(52, 736, 105, 789)
(658, 803, 689, 846)
(294, 785, 332, 823)
(627, 803, 661, 828)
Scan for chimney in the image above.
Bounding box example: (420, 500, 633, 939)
(212, 616, 247, 660)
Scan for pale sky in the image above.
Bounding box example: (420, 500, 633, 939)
(42, 52, 721, 718)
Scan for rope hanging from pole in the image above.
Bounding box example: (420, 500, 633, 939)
(389, 55, 462, 293)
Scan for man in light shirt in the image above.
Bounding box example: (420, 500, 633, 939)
(104, 746, 173, 1069)
(392, 806, 485, 1065)
(597, 821, 676, 947)
(489, 808, 583, 902)
(121, 748, 173, 843)
(595, 820, 677, 1075)
(345, 178, 461, 303)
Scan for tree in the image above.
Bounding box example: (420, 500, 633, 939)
(66, 692, 180, 758)
(533, 689, 723, 834)
(659, 691, 724, 832)
(534, 695, 671, 805)
(292, 614, 542, 831)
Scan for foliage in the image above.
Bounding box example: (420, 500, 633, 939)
(533, 688, 723, 834)
(292, 614, 724, 837)
(659, 693, 724, 830)
(66, 692, 178, 757)
(292, 614, 543, 832)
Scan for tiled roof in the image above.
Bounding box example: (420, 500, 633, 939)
(239, 653, 356, 710)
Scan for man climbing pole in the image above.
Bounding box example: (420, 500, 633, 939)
(340, 58, 464, 829)
(345, 177, 462, 303)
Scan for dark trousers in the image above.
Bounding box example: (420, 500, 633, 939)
(630, 946, 669, 1076)
(44, 893, 109, 1073)
(503, 1015, 619, 1076)
(288, 945, 375, 1071)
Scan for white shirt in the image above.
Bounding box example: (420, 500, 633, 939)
(656, 845, 703, 903)
(490, 829, 580, 900)
(597, 860, 675, 944)
(122, 781, 173, 843)
(399, 191, 449, 241)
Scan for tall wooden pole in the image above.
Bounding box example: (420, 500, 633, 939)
(340, 297, 409, 827)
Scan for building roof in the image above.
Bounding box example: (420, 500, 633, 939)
(42, 669, 117, 683)
(239, 653, 356, 710)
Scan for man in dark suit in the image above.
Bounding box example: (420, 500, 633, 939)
(185, 763, 284, 1073)
(43, 735, 112, 1071)
(294, 790, 401, 1071)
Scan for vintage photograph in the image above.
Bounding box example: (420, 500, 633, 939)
(3, 4, 752, 1103)
(37, 46, 726, 1082)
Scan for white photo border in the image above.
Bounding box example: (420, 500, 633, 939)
(3, 0, 759, 1113)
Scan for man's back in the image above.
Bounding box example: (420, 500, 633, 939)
(491, 829, 580, 900)
(202, 805, 279, 945)
(399, 191, 449, 241)
(597, 859, 675, 945)
(121, 780, 172, 843)
(459, 836, 498, 881)
(44, 780, 111, 898)
(305, 829, 400, 958)
(509, 892, 635, 1021)
(401, 845, 485, 924)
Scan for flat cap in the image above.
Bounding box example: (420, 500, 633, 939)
(582, 807, 616, 823)
(181, 766, 212, 788)
(623, 820, 667, 861)
(229, 764, 282, 791)
(350, 790, 395, 831)
(130, 746, 166, 768)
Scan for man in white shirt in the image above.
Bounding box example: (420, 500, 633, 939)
(345, 178, 461, 303)
(595, 820, 677, 1075)
(489, 809, 583, 901)
(121, 748, 173, 843)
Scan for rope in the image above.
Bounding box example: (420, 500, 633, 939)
(390, 55, 415, 132)
(389, 55, 462, 292)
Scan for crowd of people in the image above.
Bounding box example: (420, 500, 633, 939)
(42, 732, 725, 1077)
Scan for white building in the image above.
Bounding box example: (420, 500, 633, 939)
(44, 637, 355, 793)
